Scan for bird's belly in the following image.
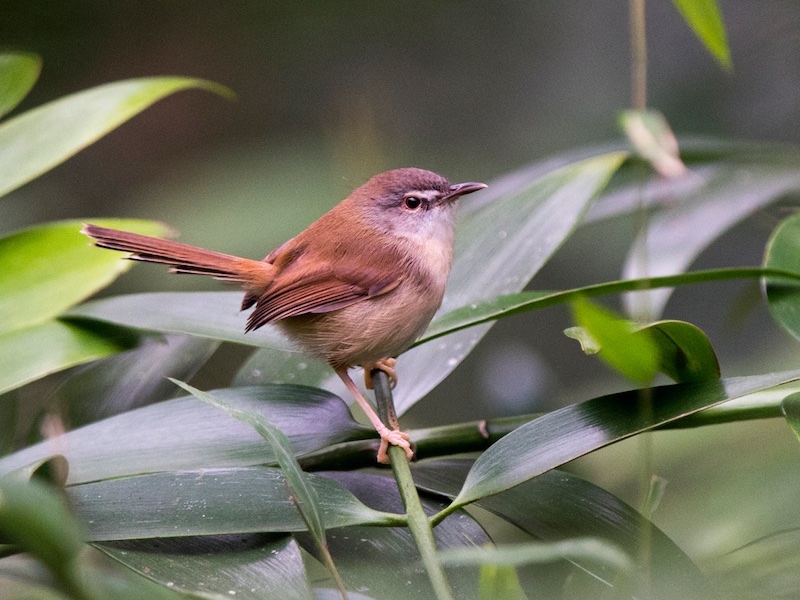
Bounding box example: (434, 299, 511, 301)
(277, 282, 442, 368)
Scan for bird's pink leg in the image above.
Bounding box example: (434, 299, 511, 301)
(335, 366, 411, 464)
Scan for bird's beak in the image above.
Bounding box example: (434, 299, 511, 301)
(443, 181, 488, 202)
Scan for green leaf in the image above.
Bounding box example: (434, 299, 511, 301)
(418, 267, 798, 347)
(414, 459, 715, 598)
(69, 291, 270, 346)
(0, 52, 41, 118)
(67, 467, 402, 541)
(0, 385, 371, 484)
(170, 380, 327, 543)
(780, 392, 800, 444)
(451, 370, 800, 508)
(0, 478, 84, 592)
(0, 219, 172, 335)
(477, 565, 527, 600)
(566, 319, 720, 383)
(671, 0, 732, 70)
(644, 320, 720, 382)
(0, 77, 231, 199)
(765, 212, 800, 342)
(97, 535, 314, 600)
(571, 297, 659, 384)
(0, 319, 136, 396)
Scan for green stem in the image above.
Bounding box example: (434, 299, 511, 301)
(299, 399, 788, 472)
(372, 371, 455, 600)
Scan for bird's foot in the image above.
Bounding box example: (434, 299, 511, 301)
(376, 427, 413, 465)
(364, 358, 398, 389)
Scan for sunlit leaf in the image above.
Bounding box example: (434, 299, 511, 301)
(68, 468, 402, 541)
(0, 219, 172, 335)
(0, 77, 231, 199)
(0, 478, 84, 589)
(477, 565, 527, 600)
(0, 385, 371, 484)
(671, 0, 732, 69)
(0, 319, 136, 396)
(571, 297, 659, 383)
(98, 535, 314, 600)
(451, 370, 800, 508)
(0, 52, 41, 118)
(780, 392, 800, 444)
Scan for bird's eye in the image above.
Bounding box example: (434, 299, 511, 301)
(404, 196, 423, 210)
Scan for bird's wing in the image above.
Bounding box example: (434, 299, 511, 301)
(244, 249, 404, 332)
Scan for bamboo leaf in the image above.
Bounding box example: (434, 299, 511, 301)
(671, 0, 732, 70)
(67, 467, 402, 541)
(451, 370, 800, 508)
(0, 219, 172, 335)
(0, 77, 231, 199)
(169, 380, 327, 544)
(0, 52, 41, 118)
(0, 320, 136, 396)
(765, 212, 800, 342)
(0, 385, 371, 484)
(97, 535, 314, 600)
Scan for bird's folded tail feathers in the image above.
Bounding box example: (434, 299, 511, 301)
(81, 224, 274, 289)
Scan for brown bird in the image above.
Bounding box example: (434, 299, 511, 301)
(82, 168, 486, 463)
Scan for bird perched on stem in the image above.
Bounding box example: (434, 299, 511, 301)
(83, 168, 486, 463)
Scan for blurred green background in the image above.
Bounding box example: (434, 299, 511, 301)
(4, 0, 800, 569)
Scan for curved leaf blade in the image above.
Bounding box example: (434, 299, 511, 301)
(0, 52, 41, 118)
(452, 370, 800, 508)
(765, 212, 800, 342)
(671, 0, 731, 70)
(0, 219, 172, 335)
(0, 320, 135, 396)
(0, 77, 231, 199)
(98, 535, 314, 600)
(414, 460, 715, 599)
(0, 385, 371, 484)
(68, 467, 402, 541)
(171, 380, 326, 543)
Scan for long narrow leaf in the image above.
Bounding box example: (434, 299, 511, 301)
(671, 0, 731, 69)
(0, 320, 136, 396)
(451, 370, 800, 508)
(0, 219, 172, 335)
(170, 380, 326, 542)
(0, 77, 231, 199)
(67, 467, 402, 541)
(0, 385, 371, 484)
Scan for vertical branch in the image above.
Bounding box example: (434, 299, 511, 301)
(372, 369, 455, 600)
(630, 0, 648, 110)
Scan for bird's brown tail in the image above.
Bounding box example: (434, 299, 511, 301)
(81, 224, 274, 288)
